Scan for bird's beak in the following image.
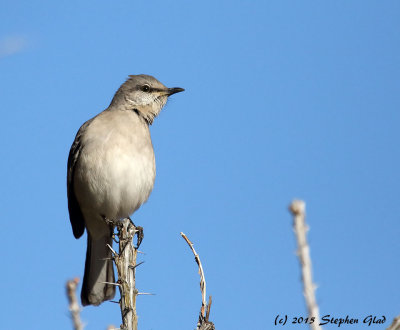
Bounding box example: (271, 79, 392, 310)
(167, 87, 185, 96)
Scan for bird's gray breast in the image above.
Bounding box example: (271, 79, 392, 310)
(74, 110, 156, 221)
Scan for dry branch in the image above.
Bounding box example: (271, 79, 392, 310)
(66, 278, 84, 330)
(180, 232, 215, 330)
(103, 217, 143, 330)
(111, 218, 141, 330)
(289, 200, 321, 330)
(388, 316, 400, 330)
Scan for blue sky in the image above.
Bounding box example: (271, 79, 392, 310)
(1, 1, 399, 329)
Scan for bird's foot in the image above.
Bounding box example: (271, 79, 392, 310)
(127, 217, 144, 249)
(135, 226, 144, 249)
(102, 216, 120, 243)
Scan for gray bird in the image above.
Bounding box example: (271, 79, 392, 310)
(67, 74, 184, 306)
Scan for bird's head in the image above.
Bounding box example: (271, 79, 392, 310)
(109, 74, 184, 124)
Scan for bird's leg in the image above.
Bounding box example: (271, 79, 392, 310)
(127, 217, 144, 249)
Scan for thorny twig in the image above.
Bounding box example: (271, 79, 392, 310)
(289, 200, 321, 330)
(66, 278, 84, 330)
(106, 218, 143, 330)
(388, 315, 400, 330)
(181, 232, 215, 330)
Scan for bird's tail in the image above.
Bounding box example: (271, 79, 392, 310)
(81, 233, 115, 306)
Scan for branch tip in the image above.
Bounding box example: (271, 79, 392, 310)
(66, 279, 83, 330)
(289, 199, 306, 216)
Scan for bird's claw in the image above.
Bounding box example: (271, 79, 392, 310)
(135, 226, 144, 249)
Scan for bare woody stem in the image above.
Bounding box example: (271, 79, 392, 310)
(180, 232, 215, 330)
(66, 278, 84, 330)
(289, 200, 321, 330)
(387, 316, 400, 330)
(110, 218, 139, 330)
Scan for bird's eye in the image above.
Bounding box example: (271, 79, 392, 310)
(141, 84, 151, 92)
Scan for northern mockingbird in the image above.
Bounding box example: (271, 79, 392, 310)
(67, 74, 184, 306)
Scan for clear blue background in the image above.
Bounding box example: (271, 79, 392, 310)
(1, 1, 399, 329)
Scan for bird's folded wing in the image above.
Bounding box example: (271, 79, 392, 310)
(67, 119, 93, 239)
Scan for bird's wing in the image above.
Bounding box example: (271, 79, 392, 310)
(67, 119, 93, 238)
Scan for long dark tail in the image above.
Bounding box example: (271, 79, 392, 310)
(81, 233, 115, 306)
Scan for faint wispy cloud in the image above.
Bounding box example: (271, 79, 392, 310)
(0, 35, 29, 58)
